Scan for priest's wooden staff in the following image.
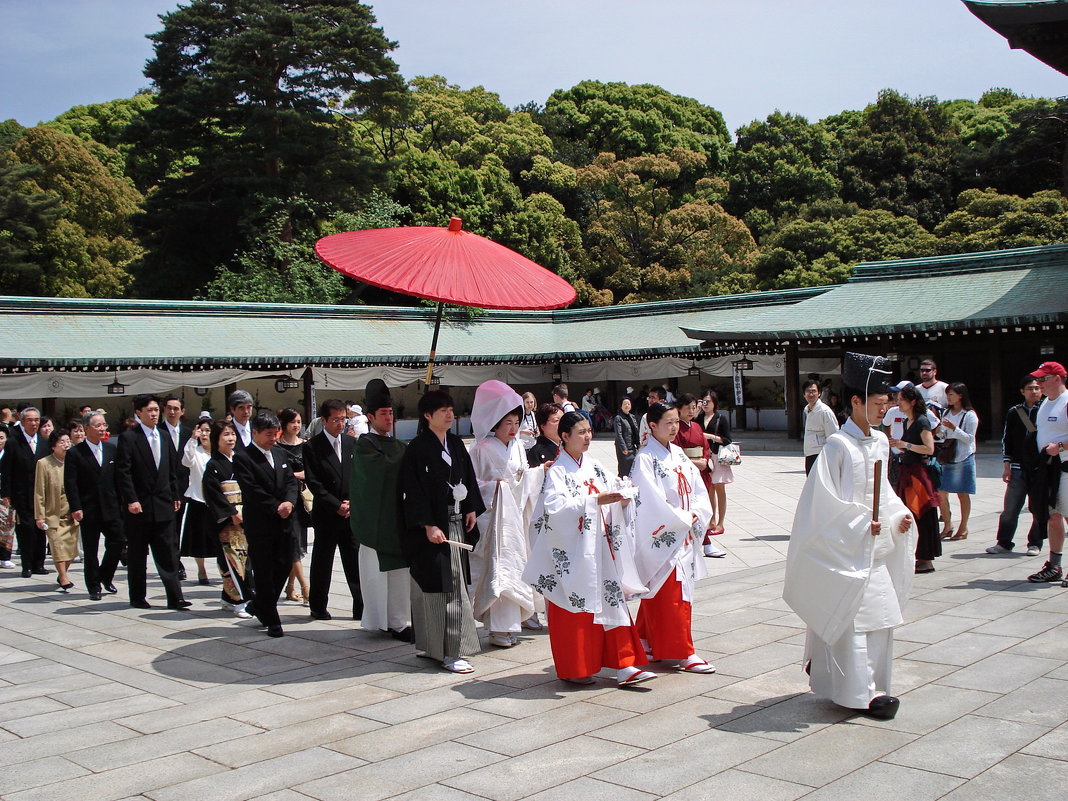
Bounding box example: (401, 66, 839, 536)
(872, 460, 882, 535)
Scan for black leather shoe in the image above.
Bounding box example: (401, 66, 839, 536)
(130, 600, 151, 609)
(167, 600, 193, 610)
(177, 565, 187, 580)
(33, 568, 51, 575)
(310, 610, 332, 621)
(860, 695, 900, 720)
(103, 583, 118, 594)
(267, 625, 284, 638)
(89, 591, 103, 601)
(390, 626, 415, 643)
(21, 569, 31, 578)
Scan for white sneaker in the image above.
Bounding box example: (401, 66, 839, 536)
(1027, 546, 1042, 557)
(0, 560, 14, 569)
(985, 544, 1012, 554)
(703, 544, 726, 558)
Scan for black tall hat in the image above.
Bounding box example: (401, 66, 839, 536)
(842, 352, 891, 394)
(364, 379, 392, 413)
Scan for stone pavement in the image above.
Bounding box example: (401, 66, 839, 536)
(1, 441, 1066, 800)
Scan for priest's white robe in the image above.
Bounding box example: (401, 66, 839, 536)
(469, 436, 541, 632)
(783, 419, 915, 709)
(523, 452, 646, 629)
(630, 438, 712, 599)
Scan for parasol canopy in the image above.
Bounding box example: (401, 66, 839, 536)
(315, 217, 577, 310)
(315, 217, 576, 384)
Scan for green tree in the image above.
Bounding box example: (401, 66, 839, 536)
(726, 112, 841, 240)
(0, 154, 62, 292)
(3, 127, 141, 297)
(935, 188, 1068, 253)
(543, 80, 731, 172)
(128, 0, 401, 298)
(47, 94, 156, 181)
(201, 190, 410, 304)
(577, 150, 757, 303)
(755, 202, 938, 289)
(834, 90, 958, 229)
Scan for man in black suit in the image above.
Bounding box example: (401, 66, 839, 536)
(303, 398, 362, 621)
(161, 395, 192, 579)
(9, 406, 50, 577)
(228, 390, 254, 453)
(233, 412, 299, 637)
(65, 411, 125, 601)
(114, 394, 189, 610)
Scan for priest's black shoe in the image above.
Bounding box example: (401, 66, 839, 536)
(860, 696, 900, 720)
(130, 600, 151, 609)
(267, 625, 284, 638)
(310, 610, 332, 621)
(167, 600, 193, 610)
(390, 626, 415, 643)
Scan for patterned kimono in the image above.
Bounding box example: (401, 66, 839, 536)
(523, 451, 647, 679)
(630, 437, 713, 659)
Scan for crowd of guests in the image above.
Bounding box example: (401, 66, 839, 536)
(802, 357, 1068, 587)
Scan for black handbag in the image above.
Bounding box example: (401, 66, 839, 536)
(935, 439, 957, 465)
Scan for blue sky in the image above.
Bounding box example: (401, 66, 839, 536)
(1, 0, 1064, 135)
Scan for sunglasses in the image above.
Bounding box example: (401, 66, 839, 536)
(919, 368, 933, 373)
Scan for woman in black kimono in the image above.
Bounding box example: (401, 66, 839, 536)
(202, 419, 254, 620)
(399, 390, 485, 673)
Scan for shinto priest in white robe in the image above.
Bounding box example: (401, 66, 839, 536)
(468, 381, 543, 634)
(783, 418, 915, 709)
(523, 451, 646, 628)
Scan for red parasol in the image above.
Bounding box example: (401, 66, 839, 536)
(316, 217, 576, 382)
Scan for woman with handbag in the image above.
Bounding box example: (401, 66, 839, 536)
(889, 384, 941, 573)
(613, 396, 640, 478)
(698, 390, 734, 536)
(938, 383, 979, 541)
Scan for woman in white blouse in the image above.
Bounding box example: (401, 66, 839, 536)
(938, 382, 979, 542)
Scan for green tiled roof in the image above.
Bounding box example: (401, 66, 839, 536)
(682, 244, 1068, 346)
(0, 287, 821, 369)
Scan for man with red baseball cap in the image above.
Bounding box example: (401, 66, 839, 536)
(1027, 361, 1068, 584)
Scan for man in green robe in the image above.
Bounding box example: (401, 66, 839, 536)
(349, 379, 412, 640)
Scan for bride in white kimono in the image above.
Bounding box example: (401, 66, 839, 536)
(630, 400, 716, 673)
(784, 353, 915, 720)
(522, 411, 655, 687)
(469, 381, 544, 648)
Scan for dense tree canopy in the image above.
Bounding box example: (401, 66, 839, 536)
(0, 4, 1064, 305)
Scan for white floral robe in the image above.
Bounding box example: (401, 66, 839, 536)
(469, 436, 541, 629)
(630, 438, 712, 600)
(522, 452, 646, 629)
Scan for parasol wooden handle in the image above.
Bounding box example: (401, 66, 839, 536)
(872, 459, 882, 528)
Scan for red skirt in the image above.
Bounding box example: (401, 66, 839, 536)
(635, 573, 694, 660)
(545, 601, 644, 679)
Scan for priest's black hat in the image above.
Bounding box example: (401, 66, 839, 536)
(364, 379, 392, 413)
(842, 352, 892, 396)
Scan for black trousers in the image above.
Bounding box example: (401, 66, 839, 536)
(80, 515, 125, 592)
(14, 509, 46, 572)
(125, 518, 183, 606)
(309, 521, 362, 618)
(245, 528, 292, 628)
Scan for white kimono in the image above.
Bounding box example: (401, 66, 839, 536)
(630, 438, 712, 600)
(469, 436, 541, 632)
(783, 419, 915, 709)
(522, 452, 646, 629)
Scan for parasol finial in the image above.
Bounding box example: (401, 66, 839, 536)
(448, 217, 463, 232)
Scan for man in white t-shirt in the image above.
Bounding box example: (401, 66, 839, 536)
(1027, 362, 1068, 584)
(915, 359, 948, 407)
